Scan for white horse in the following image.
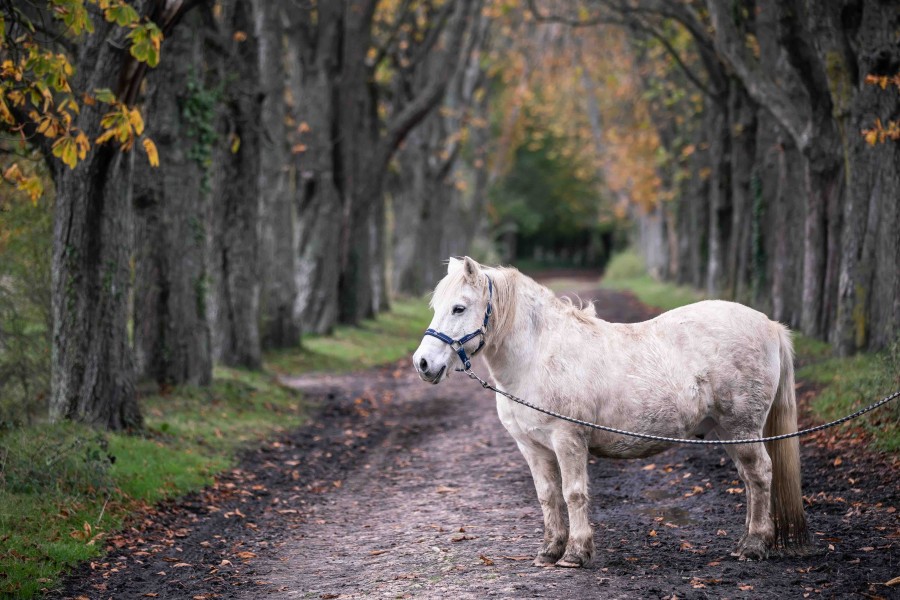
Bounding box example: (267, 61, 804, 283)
(413, 257, 808, 568)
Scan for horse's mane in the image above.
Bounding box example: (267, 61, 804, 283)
(432, 262, 599, 347)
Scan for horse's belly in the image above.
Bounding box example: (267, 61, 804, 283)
(588, 438, 672, 459)
(587, 413, 718, 459)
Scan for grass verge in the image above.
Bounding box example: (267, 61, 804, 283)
(0, 297, 432, 597)
(601, 250, 899, 452)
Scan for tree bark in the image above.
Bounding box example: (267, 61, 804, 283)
(209, 0, 262, 368)
(289, 5, 343, 335)
(727, 83, 758, 303)
(48, 19, 143, 429)
(705, 98, 731, 297)
(834, 0, 900, 353)
(133, 11, 212, 387)
(336, 1, 381, 325)
(255, 1, 300, 349)
(51, 146, 140, 429)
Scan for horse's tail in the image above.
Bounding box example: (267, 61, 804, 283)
(764, 324, 810, 554)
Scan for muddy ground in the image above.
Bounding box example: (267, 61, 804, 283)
(56, 286, 899, 599)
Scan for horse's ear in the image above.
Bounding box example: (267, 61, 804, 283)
(463, 256, 480, 283)
(447, 257, 462, 275)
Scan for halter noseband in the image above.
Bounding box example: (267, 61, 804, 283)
(423, 276, 493, 371)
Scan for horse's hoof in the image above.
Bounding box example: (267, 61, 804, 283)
(731, 536, 769, 561)
(555, 552, 591, 568)
(533, 539, 566, 567)
(554, 559, 582, 568)
(533, 553, 558, 567)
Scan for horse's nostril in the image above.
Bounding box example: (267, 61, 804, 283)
(419, 357, 428, 372)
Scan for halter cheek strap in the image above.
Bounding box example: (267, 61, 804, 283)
(423, 276, 493, 371)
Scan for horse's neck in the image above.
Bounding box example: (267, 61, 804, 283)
(482, 275, 546, 390)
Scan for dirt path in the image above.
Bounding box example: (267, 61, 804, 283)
(57, 289, 899, 599)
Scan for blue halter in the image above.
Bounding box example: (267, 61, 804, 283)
(424, 276, 493, 371)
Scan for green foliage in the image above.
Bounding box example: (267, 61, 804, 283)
(182, 72, 222, 191)
(603, 250, 647, 280)
(488, 117, 605, 265)
(0, 0, 164, 185)
(0, 185, 53, 426)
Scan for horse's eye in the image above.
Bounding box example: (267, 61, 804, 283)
(452, 305, 466, 315)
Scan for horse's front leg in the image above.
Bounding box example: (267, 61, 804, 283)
(552, 431, 594, 568)
(517, 442, 568, 566)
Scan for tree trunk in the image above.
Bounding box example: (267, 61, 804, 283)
(800, 161, 842, 337)
(727, 84, 758, 303)
(290, 32, 343, 334)
(133, 12, 212, 387)
(255, 1, 300, 350)
(48, 19, 142, 429)
(51, 148, 140, 429)
(705, 99, 731, 297)
(834, 0, 900, 353)
(209, 0, 262, 368)
(337, 3, 380, 325)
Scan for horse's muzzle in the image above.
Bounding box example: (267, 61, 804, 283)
(416, 363, 446, 384)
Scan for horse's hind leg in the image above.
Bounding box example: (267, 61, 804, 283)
(551, 431, 594, 568)
(517, 443, 568, 566)
(723, 442, 774, 560)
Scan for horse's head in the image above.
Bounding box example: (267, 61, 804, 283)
(413, 256, 492, 384)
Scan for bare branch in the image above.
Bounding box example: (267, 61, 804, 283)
(704, 0, 813, 152)
(380, 0, 477, 164)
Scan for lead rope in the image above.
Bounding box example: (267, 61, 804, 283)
(462, 367, 900, 445)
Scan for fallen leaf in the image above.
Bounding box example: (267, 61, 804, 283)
(173, 562, 192, 568)
(833, 456, 843, 467)
(436, 485, 458, 494)
(859, 547, 874, 552)
(142, 595, 158, 598)
(648, 530, 657, 537)
(885, 576, 900, 587)
(500, 555, 532, 561)
(219, 559, 233, 566)
(707, 561, 721, 567)
(320, 595, 339, 600)
(739, 584, 754, 591)
(716, 529, 728, 536)
(369, 549, 388, 556)
(642, 464, 656, 471)
(479, 554, 495, 566)
(236, 551, 257, 560)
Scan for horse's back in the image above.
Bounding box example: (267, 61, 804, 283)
(642, 300, 785, 402)
(643, 300, 782, 355)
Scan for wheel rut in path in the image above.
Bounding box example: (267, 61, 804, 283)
(56, 288, 899, 599)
